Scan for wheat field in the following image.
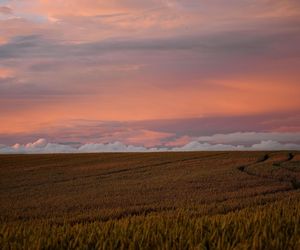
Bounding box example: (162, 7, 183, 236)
(1, 151, 300, 249)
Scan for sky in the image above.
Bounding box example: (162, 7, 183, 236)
(0, 0, 300, 152)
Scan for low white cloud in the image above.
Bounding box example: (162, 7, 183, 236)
(0, 136, 300, 154)
(78, 141, 148, 153)
(250, 140, 300, 151)
(172, 140, 300, 151)
(6, 138, 77, 154)
(172, 141, 245, 151)
(0, 139, 160, 154)
(196, 132, 300, 144)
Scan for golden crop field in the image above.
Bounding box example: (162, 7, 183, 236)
(1, 151, 300, 249)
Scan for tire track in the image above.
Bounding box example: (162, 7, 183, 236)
(5, 153, 227, 190)
(237, 152, 300, 189)
(237, 153, 269, 173)
(275, 153, 300, 173)
(272, 152, 294, 167)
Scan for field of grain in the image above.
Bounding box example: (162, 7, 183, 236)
(1, 151, 300, 249)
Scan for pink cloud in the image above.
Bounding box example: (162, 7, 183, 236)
(0, 0, 299, 145)
(0, 6, 13, 15)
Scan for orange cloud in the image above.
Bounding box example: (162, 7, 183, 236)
(1, 74, 299, 135)
(29, 0, 163, 18)
(0, 68, 14, 79)
(0, 36, 8, 45)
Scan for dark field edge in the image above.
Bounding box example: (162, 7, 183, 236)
(1, 150, 300, 156)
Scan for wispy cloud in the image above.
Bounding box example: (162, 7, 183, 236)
(1, 113, 300, 146)
(0, 6, 12, 15)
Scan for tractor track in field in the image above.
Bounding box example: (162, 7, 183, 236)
(274, 153, 300, 173)
(237, 152, 300, 189)
(4, 153, 227, 191)
(10, 185, 293, 224)
(237, 153, 269, 175)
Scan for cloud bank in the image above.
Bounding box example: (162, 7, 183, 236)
(195, 132, 300, 144)
(1, 136, 299, 154)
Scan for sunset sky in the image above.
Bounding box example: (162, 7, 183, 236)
(0, 0, 300, 152)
